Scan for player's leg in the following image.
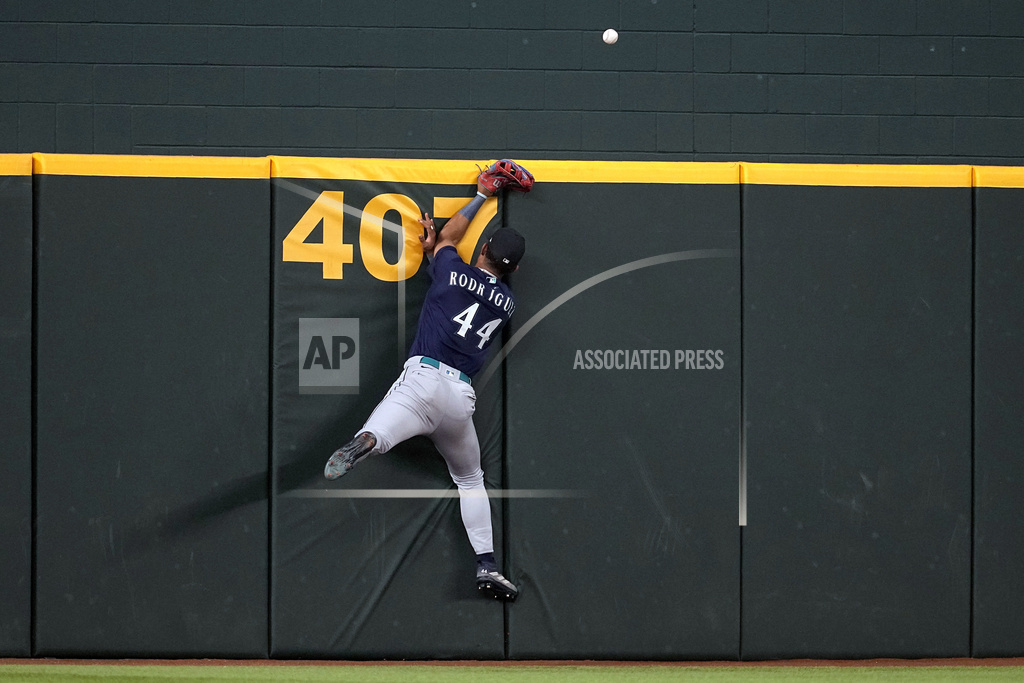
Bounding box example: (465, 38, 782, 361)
(325, 360, 443, 479)
(431, 381, 518, 601)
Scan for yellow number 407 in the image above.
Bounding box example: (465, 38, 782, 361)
(281, 191, 497, 282)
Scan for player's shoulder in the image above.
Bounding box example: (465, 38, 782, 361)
(435, 244, 460, 259)
(429, 244, 466, 274)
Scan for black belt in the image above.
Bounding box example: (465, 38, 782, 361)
(418, 356, 471, 384)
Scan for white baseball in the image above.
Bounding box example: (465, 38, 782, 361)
(602, 28, 618, 45)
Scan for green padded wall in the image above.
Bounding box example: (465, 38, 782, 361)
(0, 158, 32, 656)
(742, 175, 972, 658)
(504, 176, 742, 658)
(34, 159, 270, 657)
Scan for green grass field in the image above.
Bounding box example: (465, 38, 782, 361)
(1, 663, 1023, 683)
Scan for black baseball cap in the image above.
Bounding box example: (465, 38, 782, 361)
(487, 227, 526, 268)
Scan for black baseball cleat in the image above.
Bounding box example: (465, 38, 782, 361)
(476, 567, 518, 602)
(324, 432, 376, 480)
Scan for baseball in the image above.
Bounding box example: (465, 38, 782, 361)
(603, 28, 618, 45)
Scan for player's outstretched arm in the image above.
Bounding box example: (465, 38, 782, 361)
(431, 178, 493, 253)
(419, 159, 532, 257)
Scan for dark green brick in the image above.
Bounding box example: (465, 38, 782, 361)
(207, 106, 283, 146)
(19, 103, 55, 152)
(56, 103, 92, 153)
(581, 111, 656, 151)
(93, 0, 171, 22)
(95, 65, 169, 104)
(988, 78, 1024, 117)
(769, 75, 842, 114)
(398, 69, 474, 109)
(731, 34, 805, 74)
(695, 0, 767, 32)
(132, 105, 207, 146)
(209, 27, 283, 66)
(19, 0, 93, 21)
(356, 109, 434, 148)
(843, 76, 915, 115)
(133, 26, 208, 65)
(0, 23, 56, 62)
(282, 27, 330, 66)
(657, 112, 694, 152)
(693, 113, 730, 152)
(57, 25, 134, 63)
(805, 36, 879, 75)
(425, 29, 508, 69)
(507, 111, 580, 150)
(352, 28, 410, 68)
(321, 0, 396, 26)
(955, 38, 1024, 77)
(93, 105, 132, 153)
(623, 0, 692, 31)
(731, 113, 804, 153)
(694, 73, 767, 113)
(0, 104, 17, 149)
(694, 34, 730, 73)
(879, 116, 953, 155)
(916, 76, 988, 116)
(396, 0, 469, 28)
(169, 66, 245, 106)
(246, 66, 320, 106)
(469, 70, 543, 110)
(844, 0, 915, 35)
(244, 0, 320, 26)
(432, 110, 507, 149)
(468, 0, 546, 29)
(167, 0, 247, 24)
(0, 64, 15, 101)
(544, 0, 617, 30)
(915, 0, 989, 36)
(620, 72, 693, 112)
(805, 115, 877, 154)
(582, 31, 658, 72)
(17, 64, 92, 104)
(768, 0, 843, 33)
(321, 68, 395, 107)
(955, 117, 1024, 157)
(511, 31, 581, 70)
(880, 37, 953, 76)
(284, 27, 402, 68)
(278, 108, 363, 148)
(990, 0, 1024, 37)
(545, 71, 619, 111)
(658, 33, 694, 72)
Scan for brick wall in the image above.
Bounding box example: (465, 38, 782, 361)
(1, 0, 1022, 163)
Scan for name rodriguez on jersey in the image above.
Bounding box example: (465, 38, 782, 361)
(449, 270, 515, 314)
(573, 349, 725, 370)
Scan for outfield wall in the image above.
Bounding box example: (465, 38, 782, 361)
(1, 154, 1021, 660)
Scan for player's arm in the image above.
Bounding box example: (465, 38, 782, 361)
(418, 179, 493, 258)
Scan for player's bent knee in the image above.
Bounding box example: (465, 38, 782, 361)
(451, 468, 485, 491)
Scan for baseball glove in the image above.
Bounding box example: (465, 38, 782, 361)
(478, 159, 535, 193)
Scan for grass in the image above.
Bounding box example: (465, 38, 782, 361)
(1, 663, 1023, 683)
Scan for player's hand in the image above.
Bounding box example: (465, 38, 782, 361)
(418, 211, 437, 253)
(476, 179, 494, 197)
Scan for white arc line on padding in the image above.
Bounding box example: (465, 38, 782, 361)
(473, 247, 745, 526)
(282, 489, 584, 499)
(475, 248, 740, 391)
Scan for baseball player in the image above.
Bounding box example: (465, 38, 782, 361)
(324, 160, 534, 602)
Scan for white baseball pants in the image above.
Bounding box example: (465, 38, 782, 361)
(358, 356, 493, 555)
